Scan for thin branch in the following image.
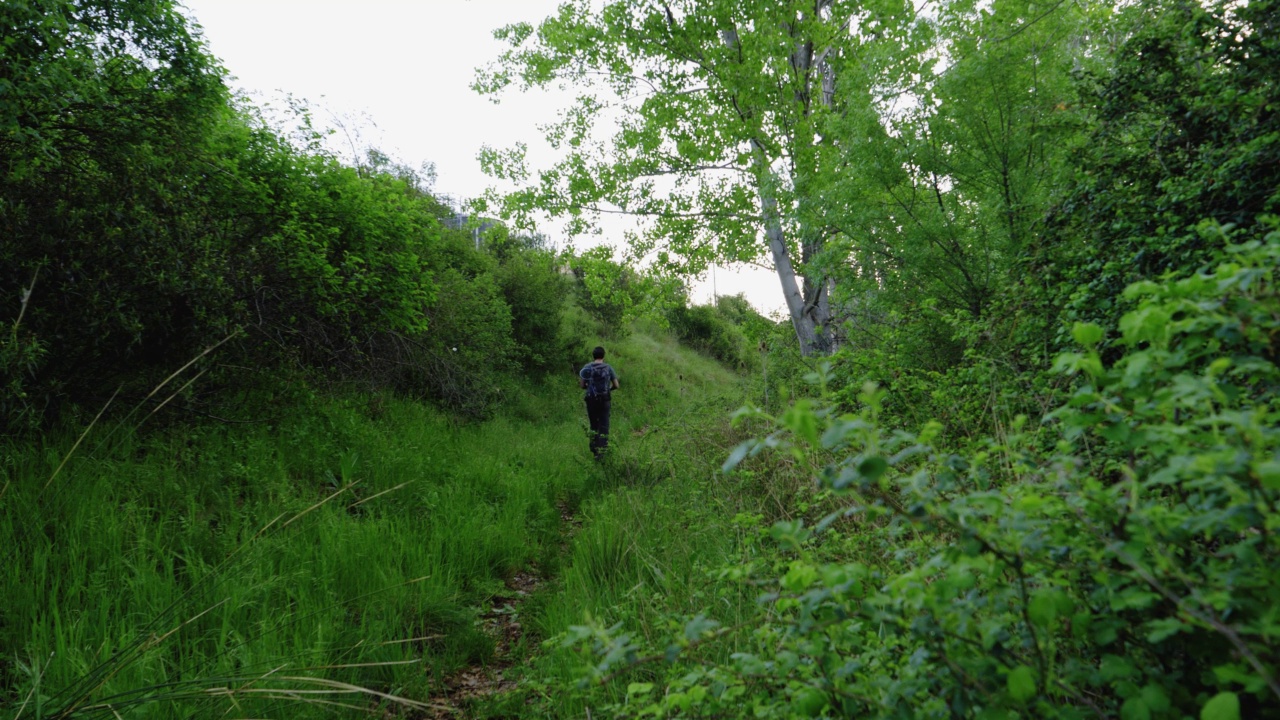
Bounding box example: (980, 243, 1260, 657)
(1116, 549, 1280, 702)
(11, 267, 39, 335)
(579, 204, 755, 221)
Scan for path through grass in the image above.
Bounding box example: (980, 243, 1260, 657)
(1, 329, 758, 718)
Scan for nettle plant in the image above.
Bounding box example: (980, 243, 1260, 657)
(557, 223, 1280, 719)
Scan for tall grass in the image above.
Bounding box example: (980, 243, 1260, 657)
(2, 326, 776, 718)
(496, 329, 801, 718)
(2, 374, 591, 717)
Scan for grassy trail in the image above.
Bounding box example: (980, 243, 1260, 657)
(471, 332, 777, 719)
(1, 330, 754, 718)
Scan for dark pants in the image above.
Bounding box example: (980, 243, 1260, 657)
(585, 395, 611, 458)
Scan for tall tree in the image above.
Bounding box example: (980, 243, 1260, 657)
(0, 0, 448, 426)
(476, 0, 926, 356)
(814, 0, 1103, 375)
(1025, 0, 1280, 347)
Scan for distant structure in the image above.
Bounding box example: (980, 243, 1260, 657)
(438, 194, 501, 249)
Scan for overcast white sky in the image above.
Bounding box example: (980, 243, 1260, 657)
(179, 0, 785, 316)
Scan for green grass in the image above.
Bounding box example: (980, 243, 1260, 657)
(1, 327, 769, 718)
(483, 329, 799, 719)
(3, 380, 585, 716)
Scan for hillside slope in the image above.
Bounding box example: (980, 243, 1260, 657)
(0, 328, 757, 718)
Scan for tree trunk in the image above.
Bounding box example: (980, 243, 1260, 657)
(731, 15, 837, 357)
(753, 143, 829, 356)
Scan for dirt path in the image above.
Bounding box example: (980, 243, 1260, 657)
(420, 502, 582, 717)
(413, 570, 538, 718)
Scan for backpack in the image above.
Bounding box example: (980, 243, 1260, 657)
(584, 363, 612, 398)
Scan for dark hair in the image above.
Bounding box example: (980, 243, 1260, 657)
(592, 346, 606, 359)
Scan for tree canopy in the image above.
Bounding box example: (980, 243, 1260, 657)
(476, 0, 1111, 356)
(0, 0, 582, 429)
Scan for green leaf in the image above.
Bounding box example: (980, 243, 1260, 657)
(1141, 685, 1171, 713)
(781, 562, 819, 592)
(1145, 617, 1187, 643)
(1121, 697, 1151, 720)
(1101, 655, 1136, 680)
(628, 682, 654, 696)
(683, 614, 720, 642)
(769, 520, 811, 551)
(1029, 590, 1059, 627)
(1255, 460, 1280, 490)
(1099, 422, 1132, 443)
(1072, 322, 1104, 347)
(946, 564, 976, 592)
(1200, 692, 1240, 720)
(1070, 611, 1092, 639)
(1122, 280, 1164, 300)
(1007, 665, 1036, 702)
(858, 456, 888, 484)
(1052, 351, 1084, 375)
(791, 687, 827, 717)
(1212, 663, 1255, 686)
(782, 400, 820, 447)
(821, 566, 850, 588)
(1123, 352, 1152, 387)
(1119, 306, 1171, 346)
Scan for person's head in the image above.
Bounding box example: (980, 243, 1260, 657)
(592, 346, 606, 360)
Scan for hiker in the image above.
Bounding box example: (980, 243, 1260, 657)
(578, 346, 619, 459)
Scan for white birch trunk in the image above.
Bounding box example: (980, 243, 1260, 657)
(752, 143, 824, 355)
(730, 16, 836, 356)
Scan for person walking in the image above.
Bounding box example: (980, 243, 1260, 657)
(578, 346, 619, 459)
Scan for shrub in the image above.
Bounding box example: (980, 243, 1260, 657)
(571, 247, 635, 339)
(387, 268, 516, 417)
(0, 1, 457, 428)
(0, 0, 235, 427)
(666, 303, 749, 369)
(1024, 0, 1280, 353)
(557, 223, 1280, 718)
(495, 250, 573, 372)
(714, 294, 774, 346)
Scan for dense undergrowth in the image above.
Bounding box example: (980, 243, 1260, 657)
(5, 0, 1279, 718)
(536, 228, 1280, 719)
(472, 1, 1280, 716)
(1, 326, 761, 718)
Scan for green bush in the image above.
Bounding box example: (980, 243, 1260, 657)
(557, 224, 1280, 718)
(666, 303, 749, 369)
(389, 268, 516, 417)
(0, 0, 234, 424)
(238, 147, 441, 375)
(0, 1, 552, 429)
(571, 247, 635, 339)
(713, 294, 774, 346)
(495, 250, 573, 372)
(1024, 0, 1280, 354)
